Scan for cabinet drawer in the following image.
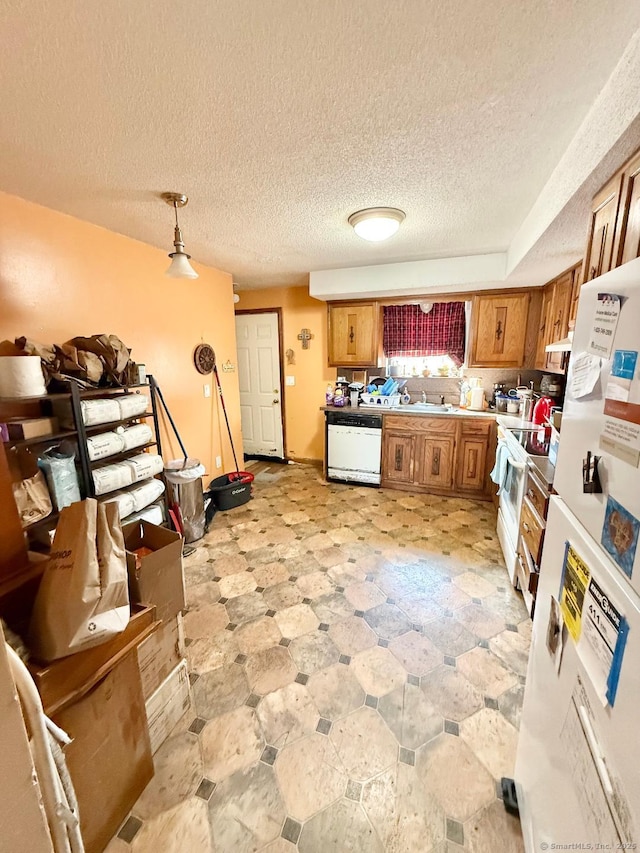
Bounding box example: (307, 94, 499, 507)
(525, 471, 549, 520)
(460, 418, 492, 436)
(384, 415, 457, 434)
(515, 548, 538, 618)
(520, 497, 545, 566)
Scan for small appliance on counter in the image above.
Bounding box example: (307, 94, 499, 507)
(532, 394, 555, 425)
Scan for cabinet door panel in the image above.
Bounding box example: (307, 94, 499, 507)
(534, 287, 553, 370)
(545, 271, 573, 373)
(382, 433, 415, 484)
(456, 436, 487, 492)
(328, 303, 378, 367)
(583, 174, 623, 282)
(615, 151, 640, 267)
(417, 436, 454, 490)
(567, 263, 582, 331)
(469, 293, 530, 367)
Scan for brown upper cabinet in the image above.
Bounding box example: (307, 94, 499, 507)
(534, 287, 554, 370)
(583, 174, 623, 282)
(328, 302, 381, 367)
(583, 145, 640, 282)
(534, 262, 582, 373)
(545, 270, 573, 373)
(468, 292, 530, 368)
(613, 149, 640, 267)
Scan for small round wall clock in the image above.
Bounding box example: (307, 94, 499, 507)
(194, 343, 216, 375)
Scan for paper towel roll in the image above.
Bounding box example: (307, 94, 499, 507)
(0, 356, 47, 397)
(468, 388, 485, 411)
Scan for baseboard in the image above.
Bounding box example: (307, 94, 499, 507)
(287, 457, 322, 467)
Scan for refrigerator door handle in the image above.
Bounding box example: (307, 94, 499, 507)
(578, 705, 613, 797)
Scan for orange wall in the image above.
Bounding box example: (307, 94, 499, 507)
(237, 286, 335, 461)
(0, 191, 242, 476)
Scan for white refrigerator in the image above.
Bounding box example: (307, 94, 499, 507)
(516, 257, 640, 849)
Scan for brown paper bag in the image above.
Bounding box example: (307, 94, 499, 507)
(29, 499, 130, 661)
(12, 470, 53, 528)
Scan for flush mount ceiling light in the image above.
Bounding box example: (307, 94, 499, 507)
(162, 192, 198, 279)
(348, 207, 406, 242)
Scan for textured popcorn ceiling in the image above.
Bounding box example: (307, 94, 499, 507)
(0, 1, 639, 289)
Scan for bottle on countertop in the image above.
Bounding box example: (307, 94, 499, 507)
(333, 387, 346, 407)
(325, 384, 334, 405)
(459, 377, 470, 408)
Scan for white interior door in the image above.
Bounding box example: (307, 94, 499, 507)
(235, 312, 285, 458)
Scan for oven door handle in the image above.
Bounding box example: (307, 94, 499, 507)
(508, 458, 527, 470)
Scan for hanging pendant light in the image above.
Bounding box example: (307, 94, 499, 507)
(161, 192, 198, 279)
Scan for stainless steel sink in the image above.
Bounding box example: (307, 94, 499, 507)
(404, 403, 456, 413)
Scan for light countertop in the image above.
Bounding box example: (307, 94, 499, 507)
(321, 405, 496, 419)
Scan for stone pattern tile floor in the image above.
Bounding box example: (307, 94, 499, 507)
(107, 463, 528, 853)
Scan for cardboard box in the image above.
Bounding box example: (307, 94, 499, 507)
(123, 520, 185, 623)
(145, 659, 191, 754)
(137, 613, 185, 700)
(6, 416, 59, 440)
(54, 651, 154, 853)
(29, 603, 156, 716)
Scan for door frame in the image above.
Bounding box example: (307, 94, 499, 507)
(234, 308, 287, 460)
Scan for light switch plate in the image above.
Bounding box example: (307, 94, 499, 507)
(203, 384, 211, 397)
(286, 376, 295, 386)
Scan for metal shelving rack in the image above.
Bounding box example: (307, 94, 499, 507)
(1, 376, 163, 532)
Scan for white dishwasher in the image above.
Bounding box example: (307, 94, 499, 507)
(325, 410, 382, 485)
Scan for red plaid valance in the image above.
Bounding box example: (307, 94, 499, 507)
(383, 302, 466, 365)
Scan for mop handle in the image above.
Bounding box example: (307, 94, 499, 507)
(152, 381, 189, 460)
(213, 364, 240, 473)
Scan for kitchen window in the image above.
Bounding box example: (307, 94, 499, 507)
(382, 302, 466, 366)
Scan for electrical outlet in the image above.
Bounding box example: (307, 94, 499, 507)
(285, 375, 295, 386)
(204, 384, 211, 398)
(215, 455, 222, 468)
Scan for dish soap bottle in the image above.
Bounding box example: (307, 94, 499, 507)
(401, 388, 411, 405)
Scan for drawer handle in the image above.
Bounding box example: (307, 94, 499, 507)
(432, 447, 441, 476)
(527, 488, 534, 499)
(523, 522, 530, 533)
(394, 446, 404, 472)
(349, 325, 355, 343)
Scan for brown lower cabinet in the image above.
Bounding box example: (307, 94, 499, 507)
(383, 432, 416, 485)
(516, 469, 552, 618)
(381, 415, 496, 499)
(417, 435, 455, 490)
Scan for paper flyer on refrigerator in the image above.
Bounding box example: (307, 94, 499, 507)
(587, 293, 621, 359)
(601, 348, 640, 466)
(559, 542, 628, 706)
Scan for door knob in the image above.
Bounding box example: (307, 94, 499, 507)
(273, 398, 280, 404)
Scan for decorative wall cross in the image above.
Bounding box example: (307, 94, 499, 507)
(297, 328, 313, 349)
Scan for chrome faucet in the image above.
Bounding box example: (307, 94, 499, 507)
(440, 395, 445, 405)
(421, 391, 427, 403)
